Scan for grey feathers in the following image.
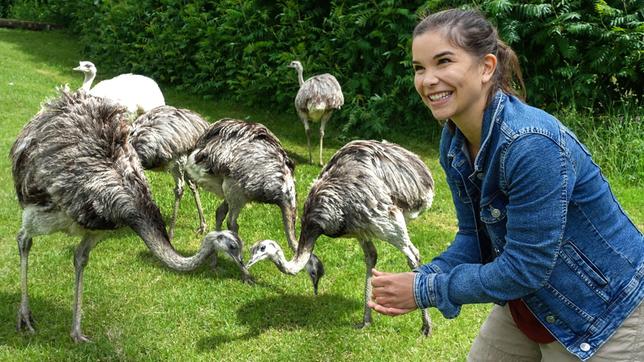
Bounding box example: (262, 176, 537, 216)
(303, 140, 434, 239)
(10, 88, 157, 230)
(130, 105, 210, 170)
(190, 118, 295, 204)
(295, 74, 344, 116)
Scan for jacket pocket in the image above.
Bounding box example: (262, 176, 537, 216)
(561, 240, 609, 287)
(480, 193, 508, 254)
(480, 192, 507, 224)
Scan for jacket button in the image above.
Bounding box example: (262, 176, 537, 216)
(491, 208, 501, 218)
(545, 315, 556, 323)
(580, 343, 591, 352)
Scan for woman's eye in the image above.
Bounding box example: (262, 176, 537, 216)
(437, 58, 451, 65)
(413, 65, 424, 73)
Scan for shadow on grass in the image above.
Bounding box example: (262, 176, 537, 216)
(196, 293, 361, 351)
(0, 291, 165, 359)
(285, 149, 311, 166)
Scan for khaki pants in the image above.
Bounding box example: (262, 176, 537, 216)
(467, 302, 644, 361)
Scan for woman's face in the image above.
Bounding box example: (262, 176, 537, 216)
(412, 30, 494, 125)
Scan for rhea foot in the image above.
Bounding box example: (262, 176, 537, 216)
(16, 308, 36, 334)
(421, 323, 432, 337)
(354, 321, 371, 330)
(196, 222, 207, 235)
(70, 329, 91, 343)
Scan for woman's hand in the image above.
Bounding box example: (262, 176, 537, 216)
(368, 268, 418, 316)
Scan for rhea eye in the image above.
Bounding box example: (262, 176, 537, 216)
(260, 246, 266, 252)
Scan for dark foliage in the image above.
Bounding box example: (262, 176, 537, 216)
(7, 0, 642, 139)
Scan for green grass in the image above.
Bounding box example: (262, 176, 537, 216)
(0, 28, 641, 361)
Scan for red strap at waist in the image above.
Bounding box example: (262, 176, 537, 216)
(507, 299, 556, 344)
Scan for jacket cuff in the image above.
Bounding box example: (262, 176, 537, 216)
(414, 263, 442, 275)
(413, 272, 437, 309)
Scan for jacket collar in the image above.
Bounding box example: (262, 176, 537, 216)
(447, 91, 506, 173)
(474, 91, 506, 172)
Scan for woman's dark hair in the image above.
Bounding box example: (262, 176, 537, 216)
(413, 9, 526, 103)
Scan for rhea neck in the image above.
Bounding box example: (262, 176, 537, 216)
(294, 65, 304, 86)
(130, 211, 215, 272)
(273, 232, 318, 275)
(80, 71, 96, 92)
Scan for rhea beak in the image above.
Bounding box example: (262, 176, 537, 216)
(245, 253, 264, 269)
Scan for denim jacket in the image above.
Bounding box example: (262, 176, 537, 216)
(413, 91, 644, 360)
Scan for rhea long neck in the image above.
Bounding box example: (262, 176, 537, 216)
(273, 232, 319, 275)
(130, 210, 215, 272)
(80, 72, 96, 92)
(295, 66, 304, 87)
(280, 203, 298, 253)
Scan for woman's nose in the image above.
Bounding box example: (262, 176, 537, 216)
(422, 71, 439, 87)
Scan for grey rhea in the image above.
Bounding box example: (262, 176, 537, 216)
(247, 140, 435, 335)
(288, 60, 344, 166)
(186, 119, 324, 288)
(10, 88, 247, 343)
(130, 105, 210, 240)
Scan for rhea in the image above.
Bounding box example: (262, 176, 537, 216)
(247, 140, 435, 335)
(73, 60, 165, 115)
(10, 88, 247, 342)
(288, 60, 344, 166)
(130, 105, 210, 240)
(186, 119, 324, 289)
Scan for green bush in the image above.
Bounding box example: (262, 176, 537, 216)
(10, 0, 639, 183)
(0, 0, 13, 18)
(559, 105, 643, 185)
(7, 0, 643, 144)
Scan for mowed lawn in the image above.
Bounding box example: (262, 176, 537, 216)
(0, 28, 641, 361)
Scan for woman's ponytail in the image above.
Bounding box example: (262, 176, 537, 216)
(495, 40, 526, 101)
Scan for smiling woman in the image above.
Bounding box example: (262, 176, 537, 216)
(369, 8, 644, 362)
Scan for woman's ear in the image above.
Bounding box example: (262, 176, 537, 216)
(481, 53, 497, 83)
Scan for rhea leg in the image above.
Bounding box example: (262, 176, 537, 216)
(226, 200, 254, 283)
(298, 113, 313, 164)
(70, 235, 99, 343)
(186, 177, 207, 235)
(357, 238, 378, 329)
(319, 112, 333, 166)
(208, 200, 229, 270)
(214, 201, 229, 232)
(383, 211, 432, 337)
(221, 180, 253, 283)
(16, 228, 35, 333)
(169, 166, 186, 241)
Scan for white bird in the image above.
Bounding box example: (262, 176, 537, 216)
(247, 140, 434, 335)
(73, 60, 165, 116)
(10, 88, 248, 342)
(289, 60, 344, 166)
(130, 105, 211, 240)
